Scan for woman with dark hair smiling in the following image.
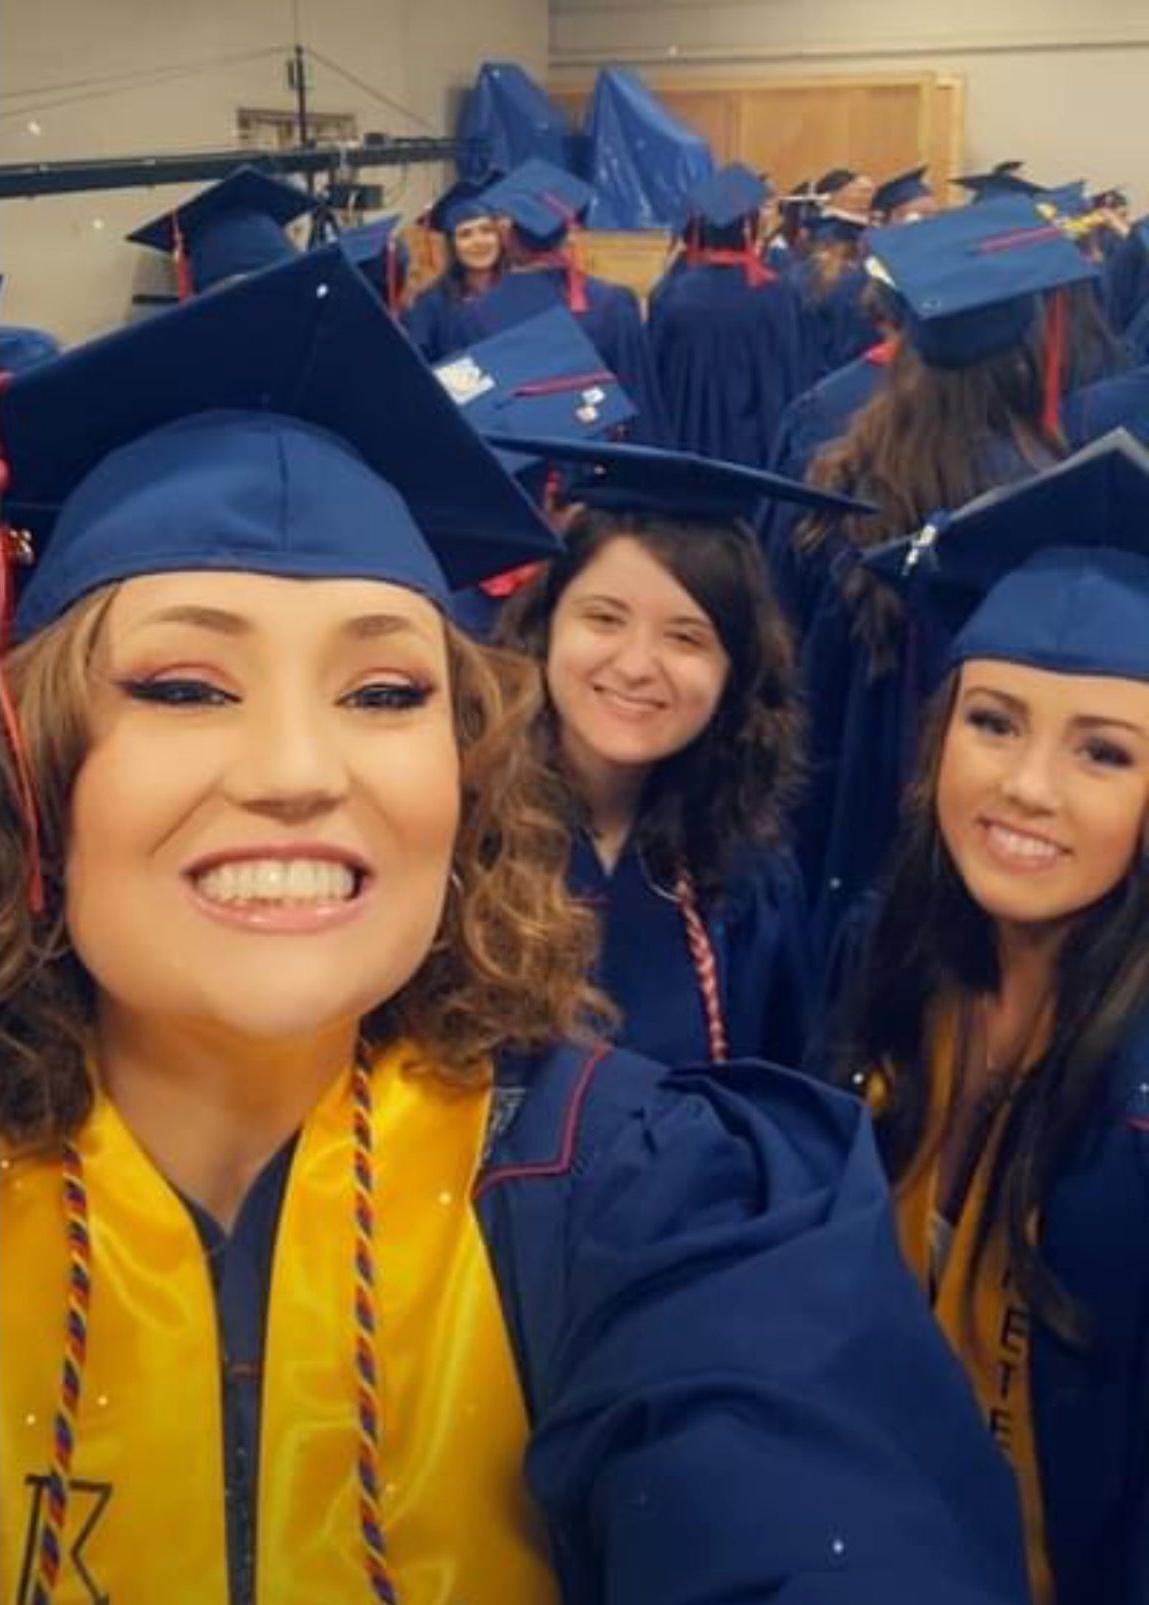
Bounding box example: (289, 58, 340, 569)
(497, 434, 867, 1070)
(832, 432, 1149, 1605)
(0, 244, 1028, 1602)
(403, 176, 506, 362)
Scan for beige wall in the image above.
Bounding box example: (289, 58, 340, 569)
(550, 0, 1149, 209)
(1, 0, 547, 341)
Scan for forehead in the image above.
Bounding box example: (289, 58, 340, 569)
(101, 571, 448, 649)
(565, 536, 711, 620)
(959, 658, 1149, 725)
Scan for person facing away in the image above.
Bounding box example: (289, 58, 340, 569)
(0, 241, 1028, 1603)
(647, 163, 805, 468)
(773, 195, 1098, 963)
(492, 434, 867, 1071)
(402, 174, 507, 363)
(826, 431, 1149, 1605)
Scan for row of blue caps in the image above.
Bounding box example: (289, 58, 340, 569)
(2, 231, 1149, 686)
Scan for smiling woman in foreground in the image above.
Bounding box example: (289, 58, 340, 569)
(0, 244, 1026, 1605)
(833, 433, 1149, 1605)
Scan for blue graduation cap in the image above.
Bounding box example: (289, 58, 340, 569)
(0, 326, 61, 375)
(482, 159, 593, 249)
(872, 166, 932, 218)
(953, 163, 1045, 203)
(863, 430, 1149, 680)
(1038, 181, 1090, 221)
(685, 163, 770, 229)
(1, 244, 558, 641)
(480, 433, 876, 523)
(335, 215, 408, 308)
(126, 166, 317, 295)
(433, 306, 635, 474)
(815, 169, 857, 200)
(865, 195, 1097, 367)
(808, 212, 868, 245)
(424, 177, 498, 235)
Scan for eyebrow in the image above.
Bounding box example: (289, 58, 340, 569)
(576, 592, 714, 629)
(963, 684, 1149, 739)
(135, 605, 432, 644)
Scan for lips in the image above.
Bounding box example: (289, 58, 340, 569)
(592, 684, 666, 718)
(182, 845, 372, 930)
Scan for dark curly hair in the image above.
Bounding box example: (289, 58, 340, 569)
(496, 508, 803, 901)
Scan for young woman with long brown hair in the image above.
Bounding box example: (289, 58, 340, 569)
(0, 240, 1028, 1603)
(830, 433, 1149, 1605)
(495, 435, 873, 1071)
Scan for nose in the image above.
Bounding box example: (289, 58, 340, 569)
(998, 737, 1060, 816)
(222, 692, 350, 823)
(605, 626, 659, 683)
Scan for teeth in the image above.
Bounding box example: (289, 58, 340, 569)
(194, 859, 357, 905)
(986, 824, 1061, 864)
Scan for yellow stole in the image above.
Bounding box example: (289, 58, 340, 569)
(0, 1043, 559, 1605)
(888, 1006, 1054, 1605)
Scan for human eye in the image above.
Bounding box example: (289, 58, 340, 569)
(340, 679, 434, 713)
(1080, 735, 1133, 769)
(117, 675, 238, 708)
(667, 628, 711, 651)
(965, 703, 1015, 738)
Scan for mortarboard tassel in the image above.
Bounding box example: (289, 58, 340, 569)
(1042, 287, 1067, 439)
(172, 213, 194, 303)
(385, 237, 400, 315)
(0, 410, 45, 914)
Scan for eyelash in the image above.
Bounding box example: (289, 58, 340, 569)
(965, 707, 1133, 768)
(118, 677, 433, 712)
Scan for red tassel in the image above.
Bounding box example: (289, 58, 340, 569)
(172, 214, 194, 302)
(0, 380, 44, 914)
(1042, 287, 1067, 437)
(385, 239, 400, 314)
(478, 561, 545, 599)
(687, 245, 775, 288)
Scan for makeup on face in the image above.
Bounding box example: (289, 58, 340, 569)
(67, 572, 460, 1044)
(937, 659, 1149, 930)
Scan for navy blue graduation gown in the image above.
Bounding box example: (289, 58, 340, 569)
(794, 262, 877, 387)
(1063, 364, 1149, 447)
(401, 277, 472, 364)
(456, 267, 669, 445)
(770, 344, 889, 482)
(568, 832, 813, 1068)
(1124, 297, 1149, 367)
(785, 435, 1049, 964)
(1102, 222, 1149, 334)
(646, 262, 805, 467)
(811, 929, 1149, 1605)
(189, 1041, 1030, 1602)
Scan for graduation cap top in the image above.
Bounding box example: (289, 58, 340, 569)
(863, 430, 1149, 681)
(434, 306, 635, 476)
(480, 433, 876, 524)
(685, 163, 770, 230)
(126, 166, 317, 294)
(424, 176, 498, 235)
(3, 244, 558, 641)
(872, 166, 932, 217)
(481, 160, 593, 248)
(865, 195, 1097, 367)
(953, 163, 1046, 203)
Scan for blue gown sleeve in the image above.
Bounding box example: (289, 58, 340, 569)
(401, 279, 467, 363)
(524, 1062, 1029, 1603)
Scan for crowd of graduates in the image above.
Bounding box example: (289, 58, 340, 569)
(1, 134, 1148, 1605)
